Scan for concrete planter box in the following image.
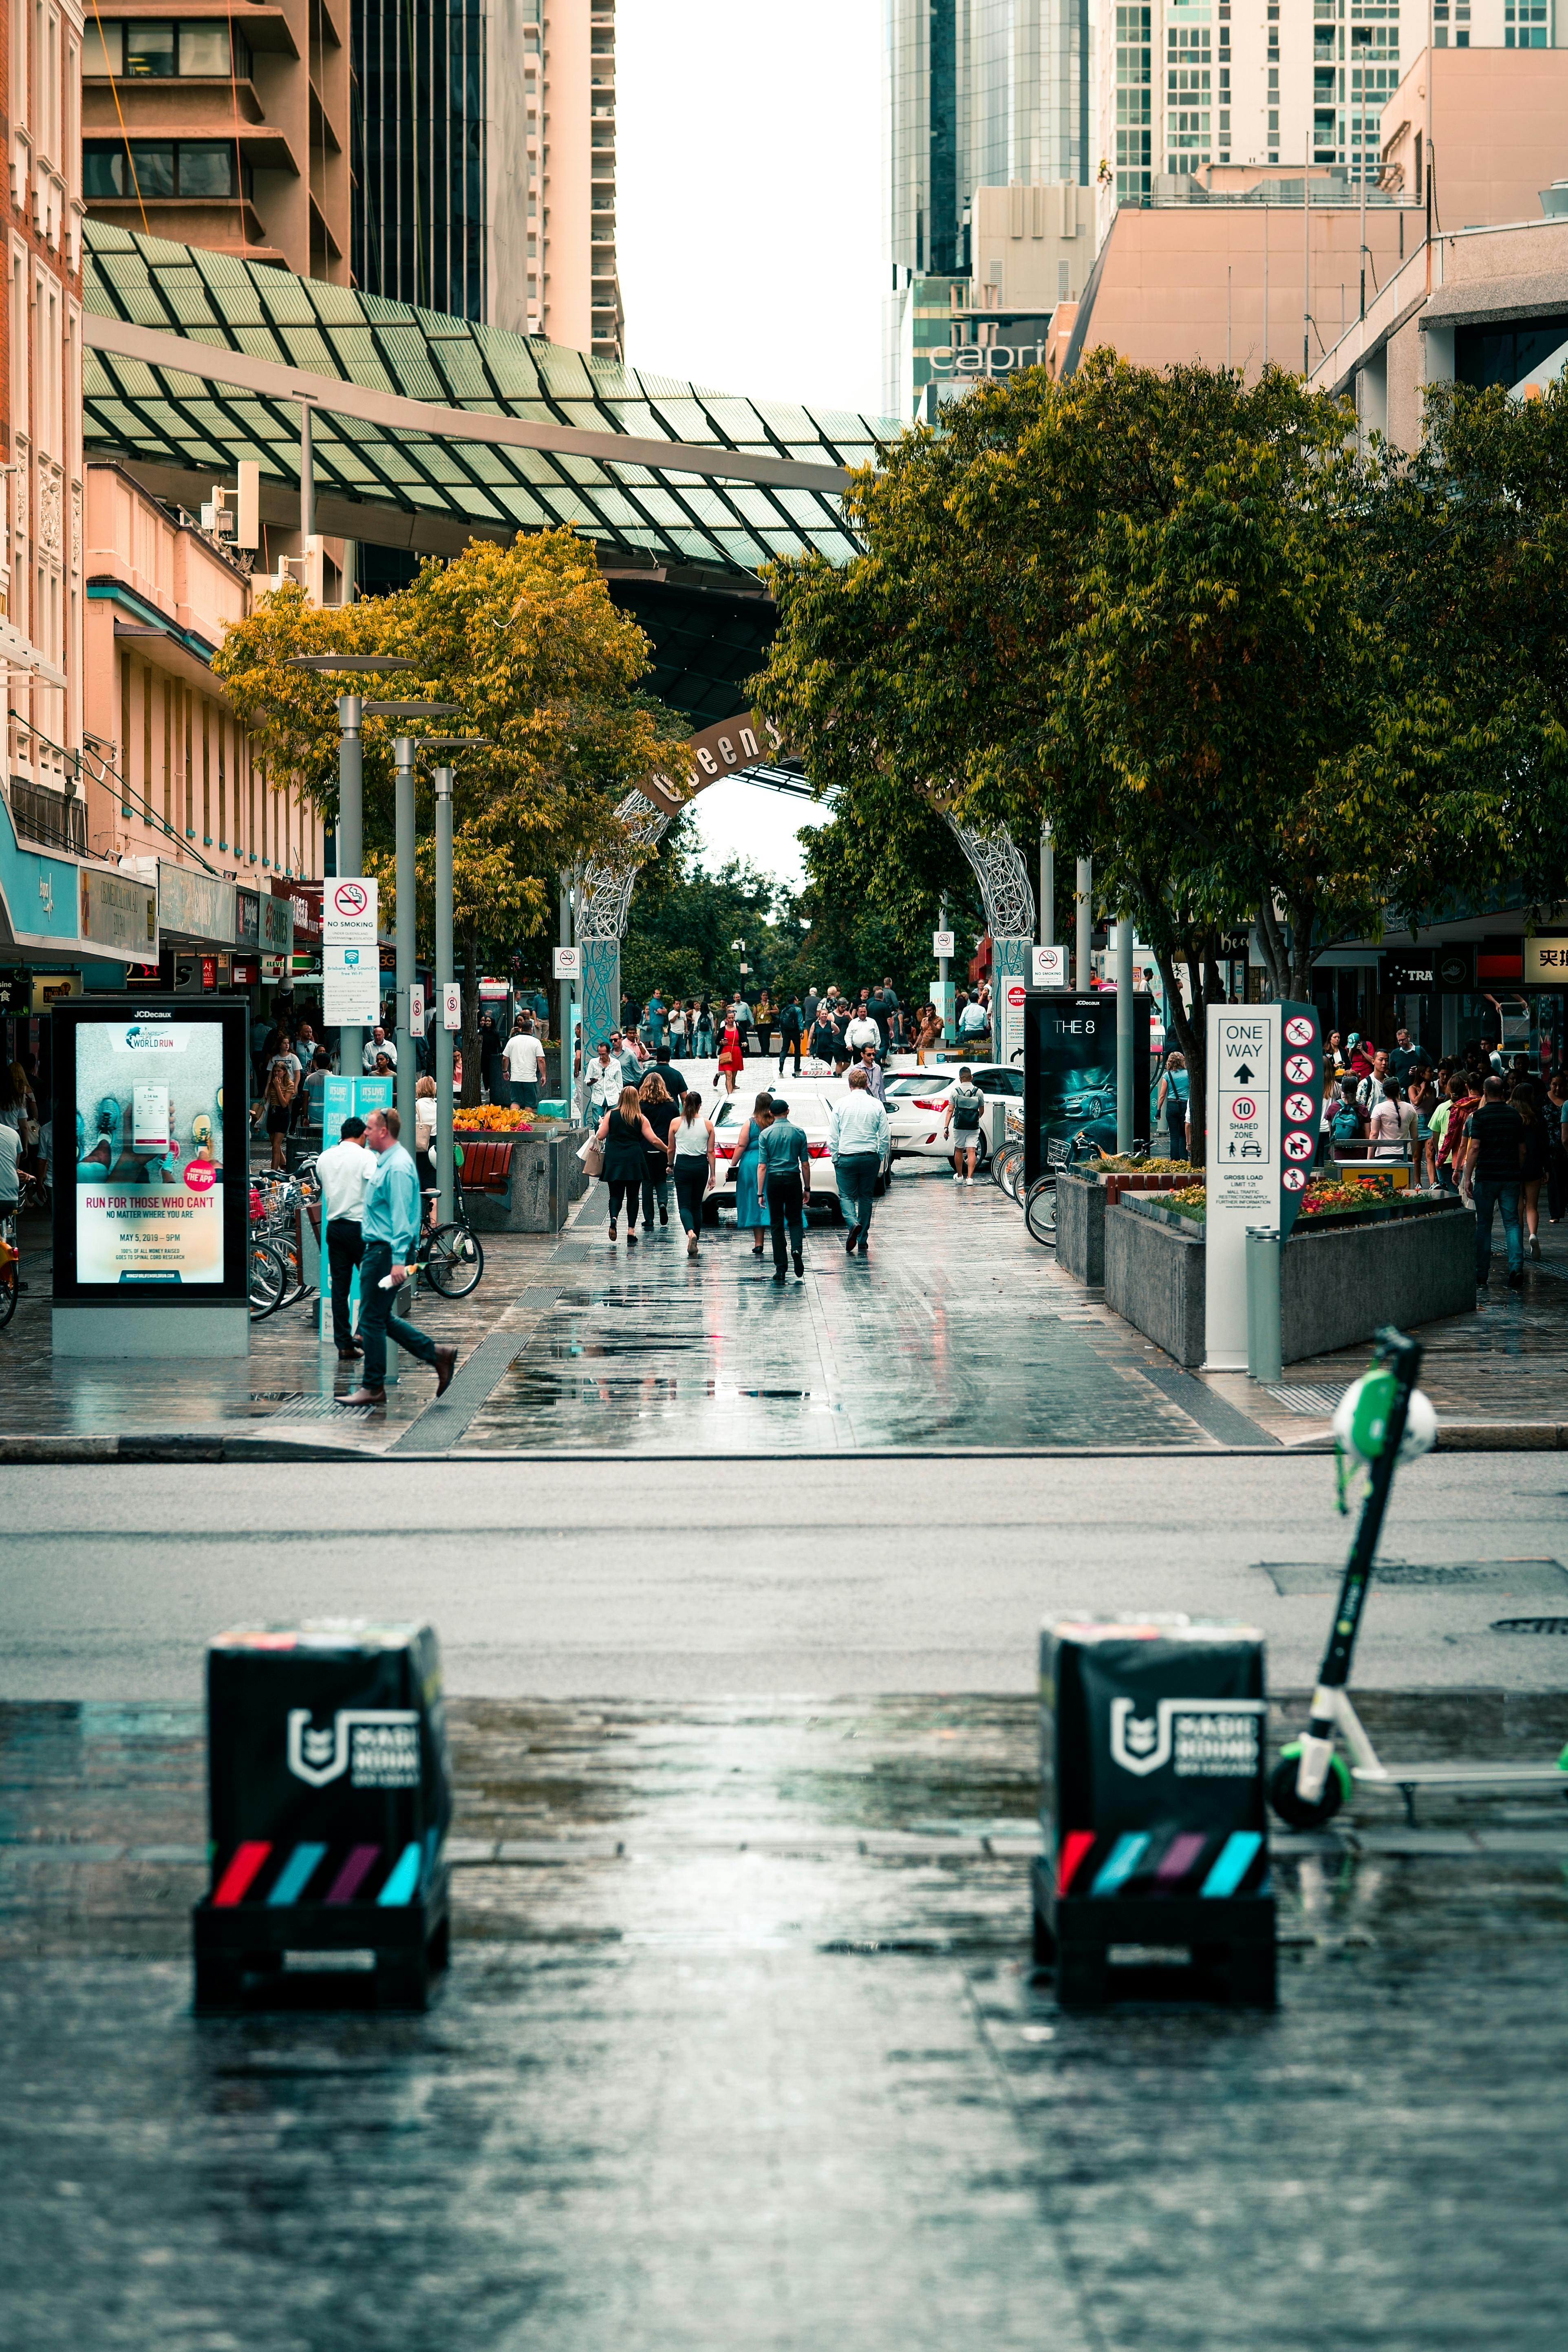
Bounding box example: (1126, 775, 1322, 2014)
(1055, 1169, 1193, 1287)
(1104, 1196, 1474, 1367)
(465, 1125, 589, 1233)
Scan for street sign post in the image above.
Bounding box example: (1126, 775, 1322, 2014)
(1032, 944, 1067, 988)
(322, 876, 379, 1027)
(1001, 976, 1029, 1068)
(553, 945, 581, 981)
(933, 928, 955, 959)
(441, 982, 462, 1031)
(1204, 1003, 1323, 1370)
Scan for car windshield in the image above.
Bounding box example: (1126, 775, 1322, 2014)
(887, 1076, 948, 1097)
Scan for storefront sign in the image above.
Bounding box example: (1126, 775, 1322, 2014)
(260, 953, 288, 982)
(79, 867, 157, 955)
(276, 880, 322, 944)
(157, 860, 236, 947)
(259, 893, 293, 955)
(235, 888, 259, 950)
(51, 999, 248, 1302)
(322, 877, 379, 1025)
(1523, 936, 1568, 986)
(0, 969, 31, 1012)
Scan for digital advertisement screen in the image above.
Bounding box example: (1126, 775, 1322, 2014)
(1022, 991, 1151, 1184)
(51, 1000, 249, 1302)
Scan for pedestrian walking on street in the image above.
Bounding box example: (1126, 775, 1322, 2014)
(778, 992, 804, 1075)
(1157, 1050, 1189, 1162)
(595, 1083, 666, 1247)
(828, 1067, 890, 1257)
(694, 998, 715, 1057)
(638, 1072, 679, 1230)
(1462, 1074, 1527, 1292)
(1513, 1081, 1548, 1258)
(944, 1066, 985, 1183)
(315, 1114, 376, 1363)
(716, 1018, 745, 1095)
(1546, 1071, 1568, 1224)
(915, 1003, 943, 1066)
(856, 1043, 886, 1103)
(758, 1096, 811, 1282)
(732, 1090, 774, 1259)
(581, 1039, 623, 1125)
(342, 1107, 458, 1405)
(263, 1031, 301, 1171)
(668, 1090, 715, 1255)
(503, 1018, 547, 1109)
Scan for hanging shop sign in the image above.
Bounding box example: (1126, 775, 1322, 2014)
(80, 867, 157, 956)
(1522, 936, 1568, 987)
(259, 893, 294, 955)
(157, 861, 236, 947)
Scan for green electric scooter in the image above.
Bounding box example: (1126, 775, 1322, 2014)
(1270, 1326, 1568, 1830)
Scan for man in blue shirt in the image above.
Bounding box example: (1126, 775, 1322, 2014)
(342, 1105, 458, 1405)
(756, 1097, 812, 1282)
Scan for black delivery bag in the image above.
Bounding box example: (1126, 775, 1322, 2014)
(193, 1618, 453, 2008)
(1033, 1614, 1275, 2006)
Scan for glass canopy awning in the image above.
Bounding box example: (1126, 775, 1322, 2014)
(82, 224, 895, 582)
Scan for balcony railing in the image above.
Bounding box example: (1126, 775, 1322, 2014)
(8, 773, 88, 854)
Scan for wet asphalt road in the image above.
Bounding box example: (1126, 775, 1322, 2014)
(4, 1695, 1568, 2352)
(3, 1452, 1568, 1699)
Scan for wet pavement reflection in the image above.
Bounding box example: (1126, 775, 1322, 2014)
(4, 1694, 1566, 2348)
(463, 1169, 1211, 1452)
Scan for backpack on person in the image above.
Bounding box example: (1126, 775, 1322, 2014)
(952, 1084, 983, 1131)
(1332, 1104, 1362, 1143)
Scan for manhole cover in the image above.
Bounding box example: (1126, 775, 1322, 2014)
(1263, 1384, 1348, 1416)
(1491, 1616, 1568, 1635)
(1261, 1559, 1567, 1596)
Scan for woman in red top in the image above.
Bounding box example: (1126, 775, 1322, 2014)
(716, 1021, 745, 1094)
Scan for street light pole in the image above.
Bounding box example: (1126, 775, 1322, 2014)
(335, 692, 364, 1078)
(1075, 857, 1093, 992)
(1116, 915, 1134, 1155)
(433, 766, 455, 1222)
(1040, 824, 1054, 951)
(394, 735, 417, 1147)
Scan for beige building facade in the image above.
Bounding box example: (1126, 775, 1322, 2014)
(81, 2, 351, 282)
(83, 461, 320, 885)
(489, 0, 620, 357)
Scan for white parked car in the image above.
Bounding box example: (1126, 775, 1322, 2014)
(882, 1066, 1024, 1165)
(701, 1083, 889, 1222)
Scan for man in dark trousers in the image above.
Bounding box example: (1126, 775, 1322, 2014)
(756, 1096, 812, 1283)
(342, 1106, 459, 1404)
(315, 1114, 376, 1361)
(778, 993, 804, 1075)
(1462, 1073, 1527, 1292)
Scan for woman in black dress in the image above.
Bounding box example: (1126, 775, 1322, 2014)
(594, 1083, 668, 1247)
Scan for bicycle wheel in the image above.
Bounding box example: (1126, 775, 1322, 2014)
(1023, 1176, 1059, 1246)
(424, 1221, 485, 1297)
(994, 1143, 1025, 1198)
(249, 1237, 288, 1319)
(0, 1244, 17, 1327)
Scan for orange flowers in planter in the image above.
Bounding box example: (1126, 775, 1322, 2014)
(452, 1104, 536, 1132)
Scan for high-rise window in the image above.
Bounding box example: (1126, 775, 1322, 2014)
(1116, 5, 1152, 203)
(1349, 1, 1398, 185)
(1167, 22, 1211, 177)
(1505, 0, 1549, 44)
(351, 0, 486, 322)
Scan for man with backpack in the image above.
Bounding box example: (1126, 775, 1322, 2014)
(778, 993, 804, 1076)
(944, 1066, 986, 1183)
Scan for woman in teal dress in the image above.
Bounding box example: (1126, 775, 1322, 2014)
(733, 1090, 774, 1259)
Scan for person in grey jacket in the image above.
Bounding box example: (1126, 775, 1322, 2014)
(827, 1068, 891, 1257)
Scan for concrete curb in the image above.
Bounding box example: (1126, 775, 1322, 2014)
(0, 1426, 1565, 1463)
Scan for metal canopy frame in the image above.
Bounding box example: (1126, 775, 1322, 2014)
(82, 225, 898, 582)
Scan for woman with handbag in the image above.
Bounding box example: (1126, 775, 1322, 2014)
(716, 1018, 745, 1095)
(732, 1089, 773, 1260)
(593, 1083, 667, 1246)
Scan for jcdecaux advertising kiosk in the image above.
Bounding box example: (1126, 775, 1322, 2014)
(51, 997, 251, 1357)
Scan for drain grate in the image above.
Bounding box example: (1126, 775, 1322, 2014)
(1491, 1616, 1568, 1635)
(260, 1394, 376, 1421)
(1263, 1384, 1347, 1416)
(1262, 1558, 1567, 1597)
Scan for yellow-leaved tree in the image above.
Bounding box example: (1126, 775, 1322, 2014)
(214, 529, 692, 1099)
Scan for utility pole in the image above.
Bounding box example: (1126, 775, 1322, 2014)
(1075, 857, 1092, 992)
(335, 690, 363, 1077)
(558, 876, 572, 1110)
(1040, 824, 1054, 949)
(1116, 916, 1134, 1154)
(394, 736, 417, 1149)
(433, 765, 455, 1222)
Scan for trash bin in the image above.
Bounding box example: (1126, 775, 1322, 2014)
(1032, 1614, 1275, 2007)
(192, 1619, 454, 2011)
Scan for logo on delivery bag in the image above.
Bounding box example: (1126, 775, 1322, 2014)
(286, 1707, 421, 1788)
(1109, 1697, 1265, 1778)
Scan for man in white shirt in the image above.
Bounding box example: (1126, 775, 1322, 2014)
(581, 1039, 624, 1123)
(362, 1025, 397, 1073)
(844, 1007, 881, 1060)
(315, 1114, 378, 1359)
(957, 994, 990, 1046)
(827, 1068, 891, 1255)
(502, 1020, 548, 1108)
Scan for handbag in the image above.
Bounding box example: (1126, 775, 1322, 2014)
(578, 1134, 604, 1177)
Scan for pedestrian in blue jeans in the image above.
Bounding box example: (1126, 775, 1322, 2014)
(343, 1105, 459, 1403)
(1461, 1074, 1527, 1291)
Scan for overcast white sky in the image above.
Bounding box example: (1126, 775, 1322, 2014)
(616, 0, 883, 890)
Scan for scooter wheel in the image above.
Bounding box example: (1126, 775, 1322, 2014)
(1269, 1747, 1351, 1830)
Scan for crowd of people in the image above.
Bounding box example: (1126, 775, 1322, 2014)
(600, 979, 995, 1084)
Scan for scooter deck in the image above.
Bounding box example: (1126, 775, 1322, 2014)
(1352, 1761, 1568, 1789)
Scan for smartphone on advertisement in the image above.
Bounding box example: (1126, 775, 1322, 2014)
(132, 1084, 170, 1156)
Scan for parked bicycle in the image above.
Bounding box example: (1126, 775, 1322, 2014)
(414, 1157, 484, 1299)
(1022, 1130, 1107, 1246)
